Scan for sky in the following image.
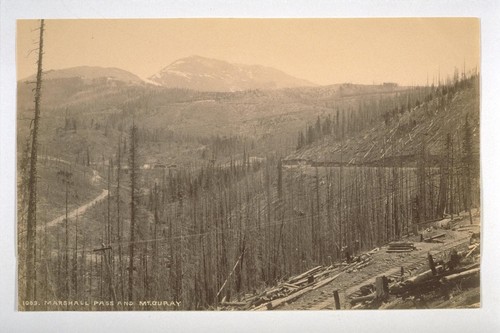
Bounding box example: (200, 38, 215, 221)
(17, 18, 480, 86)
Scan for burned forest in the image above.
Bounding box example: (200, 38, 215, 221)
(17, 19, 481, 311)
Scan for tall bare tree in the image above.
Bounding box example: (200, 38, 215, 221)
(128, 123, 139, 301)
(463, 115, 474, 224)
(25, 19, 45, 303)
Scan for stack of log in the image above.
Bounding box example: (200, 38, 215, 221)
(250, 265, 343, 310)
(386, 241, 416, 253)
(216, 265, 335, 310)
(252, 254, 376, 309)
(222, 247, 378, 310)
(344, 254, 373, 273)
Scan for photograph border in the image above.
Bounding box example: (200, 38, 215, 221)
(1, 1, 499, 332)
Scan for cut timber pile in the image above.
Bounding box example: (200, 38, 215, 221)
(344, 254, 373, 273)
(251, 266, 342, 310)
(241, 249, 376, 310)
(386, 241, 416, 253)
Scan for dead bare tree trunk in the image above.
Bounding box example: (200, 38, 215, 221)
(116, 136, 125, 301)
(128, 124, 139, 302)
(64, 173, 70, 298)
(25, 19, 45, 304)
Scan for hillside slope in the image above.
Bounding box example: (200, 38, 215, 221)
(289, 79, 480, 166)
(17, 76, 415, 168)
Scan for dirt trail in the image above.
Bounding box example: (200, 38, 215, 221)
(35, 155, 108, 230)
(39, 189, 108, 230)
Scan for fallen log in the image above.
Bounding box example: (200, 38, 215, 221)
(240, 294, 261, 308)
(465, 245, 479, 258)
(389, 241, 415, 246)
(388, 245, 414, 248)
(350, 293, 375, 305)
(249, 297, 268, 308)
(347, 259, 370, 273)
(387, 246, 415, 250)
(353, 260, 372, 270)
(387, 247, 415, 251)
(221, 301, 247, 307)
(388, 244, 414, 250)
(424, 239, 444, 243)
(290, 267, 339, 286)
(288, 265, 323, 284)
(458, 246, 480, 258)
(312, 273, 342, 290)
(456, 225, 480, 231)
(314, 267, 339, 279)
(423, 233, 446, 242)
(282, 283, 300, 290)
(387, 244, 415, 249)
(264, 286, 282, 296)
(441, 268, 480, 283)
(404, 265, 443, 284)
(445, 262, 480, 275)
(393, 279, 443, 298)
(254, 285, 314, 310)
(342, 262, 359, 271)
(386, 249, 414, 253)
(250, 266, 337, 309)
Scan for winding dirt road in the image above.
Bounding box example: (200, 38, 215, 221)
(35, 155, 108, 230)
(38, 189, 108, 230)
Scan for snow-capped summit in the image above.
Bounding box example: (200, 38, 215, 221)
(148, 55, 316, 92)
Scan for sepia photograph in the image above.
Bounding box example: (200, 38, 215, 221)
(15, 18, 482, 312)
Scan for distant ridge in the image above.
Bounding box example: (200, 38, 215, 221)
(20, 66, 144, 84)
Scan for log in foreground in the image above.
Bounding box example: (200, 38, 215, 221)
(312, 273, 343, 290)
(441, 268, 480, 283)
(253, 286, 314, 310)
(288, 266, 323, 284)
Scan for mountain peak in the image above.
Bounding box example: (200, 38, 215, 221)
(149, 56, 316, 92)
